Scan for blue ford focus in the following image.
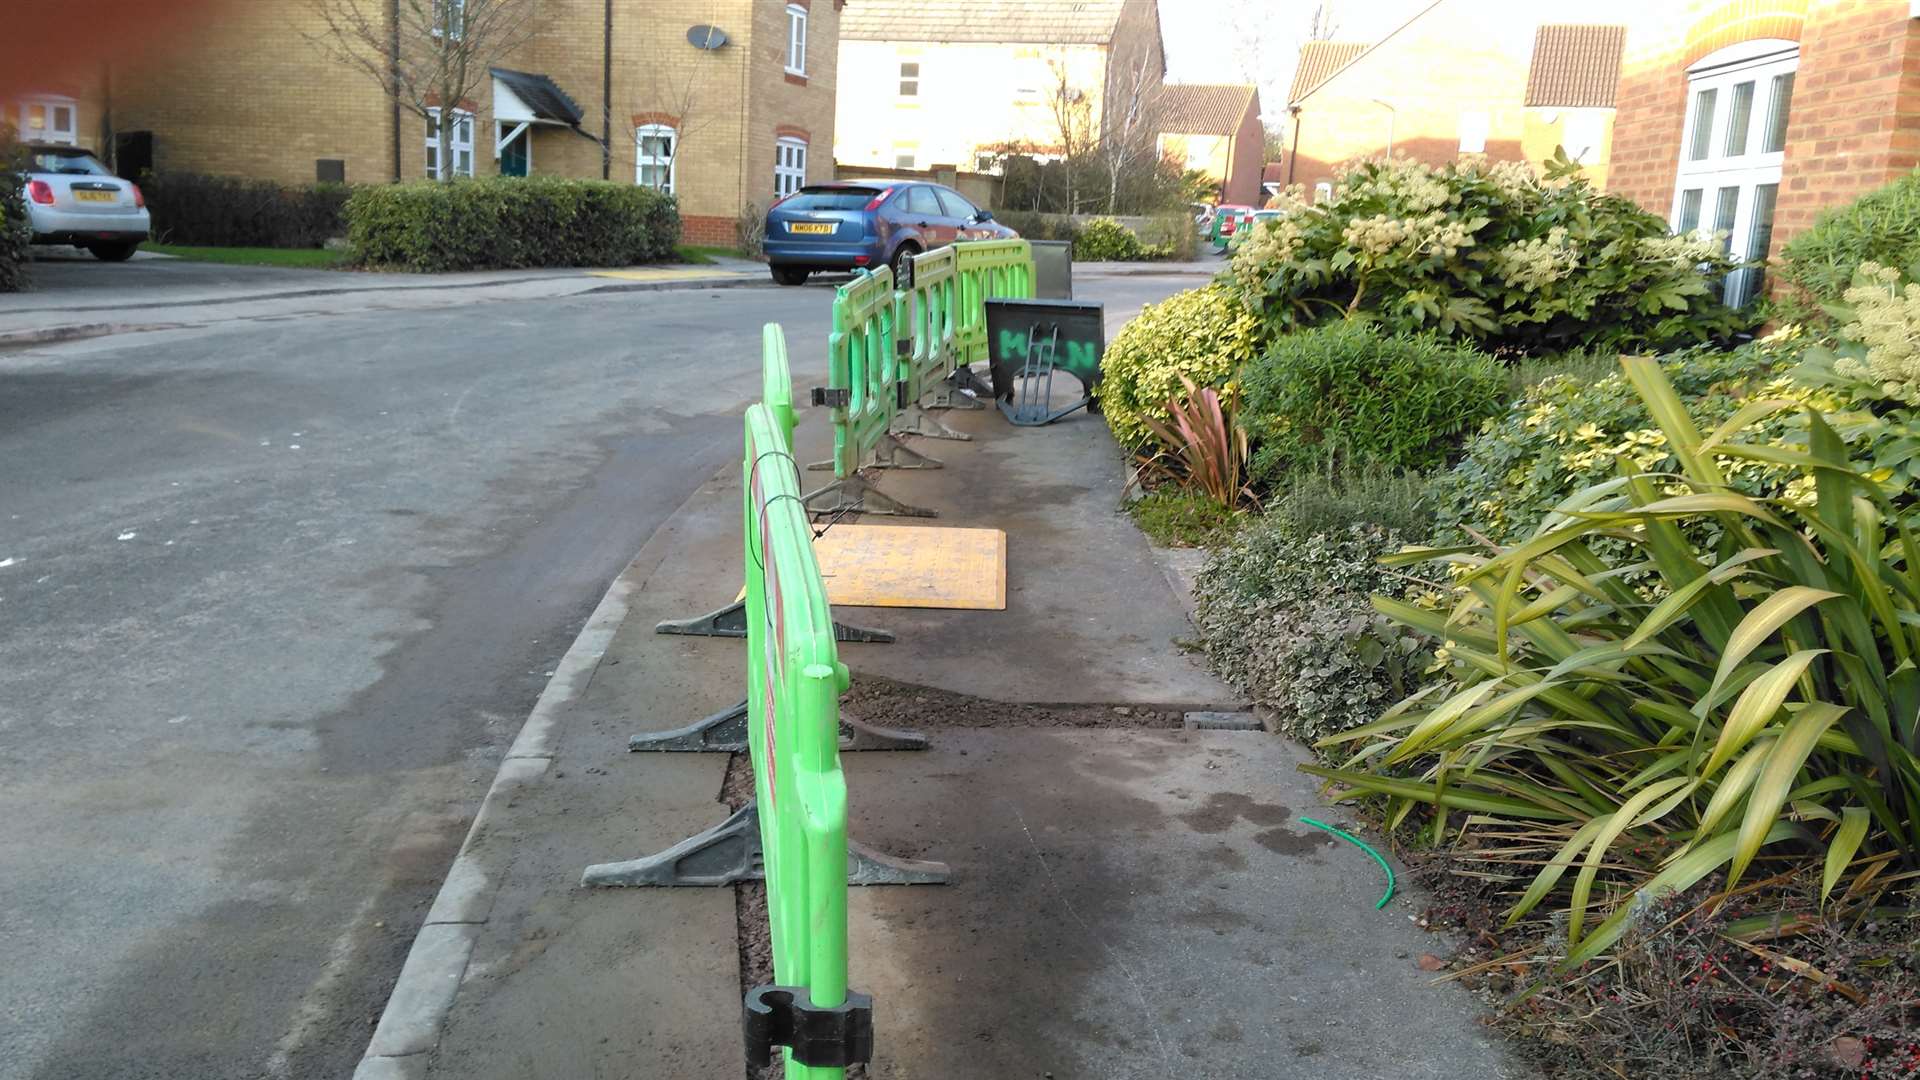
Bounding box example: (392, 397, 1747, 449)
(763, 180, 1018, 286)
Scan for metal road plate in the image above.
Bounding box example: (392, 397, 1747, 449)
(812, 525, 1006, 610)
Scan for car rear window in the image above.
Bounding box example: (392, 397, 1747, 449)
(28, 150, 111, 176)
(782, 187, 882, 211)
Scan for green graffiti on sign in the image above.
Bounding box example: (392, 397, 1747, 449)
(992, 320, 1102, 384)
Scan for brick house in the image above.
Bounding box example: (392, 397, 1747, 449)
(1280, 6, 1628, 201)
(1155, 84, 1264, 206)
(1610, 0, 1920, 305)
(834, 0, 1164, 174)
(13, 0, 843, 246)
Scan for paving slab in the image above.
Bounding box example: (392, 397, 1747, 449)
(842, 728, 1527, 1079)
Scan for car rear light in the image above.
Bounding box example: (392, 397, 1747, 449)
(864, 187, 893, 211)
(132, 183, 145, 209)
(854, 255, 870, 265)
(27, 180, 54, 205)
(1221, 217, 1237, 233)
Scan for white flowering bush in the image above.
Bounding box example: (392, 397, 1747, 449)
(1227, 153, 1753, 354)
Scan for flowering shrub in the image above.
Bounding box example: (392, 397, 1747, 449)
(1829, 262, 1920, 403)
(1430, 334, 1836, 545)
(1227, 154, 1754, 355)
(1097, 284, 1261, 446)
(1194, 522, 1438, 748)
(1240, 321, 1506, 479)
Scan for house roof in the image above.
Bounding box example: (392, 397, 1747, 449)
(1524, 25, 1627, 108)
(1157, 84, 1257, 136)
(490, 68, 583, 126)
(1287, 41, 1366, 104)
(840, 0, 1128, 44)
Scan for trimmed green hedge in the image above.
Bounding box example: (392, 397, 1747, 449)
(346, 178, 681, 272)
(142, 173, 349, 248)
(0, 181, 28, 292)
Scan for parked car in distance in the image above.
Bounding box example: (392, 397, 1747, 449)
(1208, 204, 1254, 253)
(763, 180, 1018, 286)
(1227, 208, 1285, 252)
(1189, 201, 1216, 234)
(19, 145, 149, 261)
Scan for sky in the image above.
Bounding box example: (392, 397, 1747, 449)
(1158, 0, 1434, 126)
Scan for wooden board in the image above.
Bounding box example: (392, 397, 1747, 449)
(811, 524, 1007, 610)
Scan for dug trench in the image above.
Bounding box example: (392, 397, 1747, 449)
(723, 674, 1330, 1079)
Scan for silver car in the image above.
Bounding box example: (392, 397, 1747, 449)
(21, 145, 150, 261)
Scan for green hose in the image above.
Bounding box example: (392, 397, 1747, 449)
(1299, 816, 1396, 910)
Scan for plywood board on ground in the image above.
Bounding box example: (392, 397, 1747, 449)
(812, 525, 1006, 610)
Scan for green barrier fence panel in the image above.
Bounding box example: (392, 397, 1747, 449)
(952, 240, 1036, 366)
(762, 322, 798, 452)
(895, 246, 960, 417)
(824, 267, 900, 480)
(743, 401, 869, 1074)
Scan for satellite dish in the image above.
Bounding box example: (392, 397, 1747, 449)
(687, 24, 728, 50)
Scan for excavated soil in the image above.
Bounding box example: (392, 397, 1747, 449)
(841, 672, 1184, 730)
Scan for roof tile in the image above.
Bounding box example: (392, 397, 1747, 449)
(840, 0, 1128, 44)
(1156, 83, 1258, 136)
(1524, 25, 1627, 108)
(1287, 41, 1366, 104)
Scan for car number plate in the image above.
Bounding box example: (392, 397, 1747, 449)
(787, 222, 833, 234)
(74, 190, 116, 203)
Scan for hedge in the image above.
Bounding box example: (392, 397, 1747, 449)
(1780, 170, 1920, 305)
(0, 179, 28, 292)
(142, 173, 350, 248)
(346, 177, 681, 272)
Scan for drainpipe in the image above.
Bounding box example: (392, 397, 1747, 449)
(1285, 104, 1302, 187)
(390, 0, 402, 181)
(602, 0, 612, 179)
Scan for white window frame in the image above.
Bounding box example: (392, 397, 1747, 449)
(775, 136, 808, 199)
(635, 123, 677, 193)
(1458, 110, 1489, 154)
(785, 5, 808, 76)
(1670, 40, 1798, 307)
(426, 107, 475, 179)
(18, 95, 78, 146)
(433, 0, 466, 40)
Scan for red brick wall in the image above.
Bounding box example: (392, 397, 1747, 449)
(1612, 0, 1920, 257)
(1222, 98, 1266, 206)
(681, 213, 739, 247)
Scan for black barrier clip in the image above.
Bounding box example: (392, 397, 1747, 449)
(896, 379, 912, 409)
(744, 986, 874, 1068)
(811, 386, 851, 408)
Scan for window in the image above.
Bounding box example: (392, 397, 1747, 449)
(894, 144, 917, 169)
(433, 0, 465, 39)
(1458, 110, 1489, 154)
(774, 136, 807, 199)
(785, 4, 808, 75)
(1314, 181, 1333, 203)
(426, 108, 474, 178)
(905, 186, 942, 216)
(899, 62, 920, 97)
(1563, 111, 1605, 165)
(636, 124, 676, 192)
(935, 188, 978, 221)
(1670, 40, 1798, 306)
(18, 95, 78, 146)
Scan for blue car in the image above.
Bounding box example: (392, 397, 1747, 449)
(763, 180, 1019, 286)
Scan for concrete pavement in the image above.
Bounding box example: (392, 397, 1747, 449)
(371, 292, 1526, 1078)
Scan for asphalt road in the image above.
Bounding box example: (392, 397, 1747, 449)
(0, 266, 1198, 1079)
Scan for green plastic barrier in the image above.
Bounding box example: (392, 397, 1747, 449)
(895, 245, 958, 406)
(762, 322, 797, 451)
(824, 267, 901, 479)
(742, 401, 865, 1075)
(951, 239, 1036, 366)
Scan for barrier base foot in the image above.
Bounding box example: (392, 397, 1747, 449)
(890, 404, 972, 442)
(582, 801, 949, 887)
(872, 433, 942, 470)
(653, 599, 895, 643)
(802, 474, 937, 519)
(630, 698, 928, 754)
(949, 365, 996, 401)
(926, 383, 986, 411)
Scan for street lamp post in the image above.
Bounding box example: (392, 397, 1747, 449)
(1371, 98, 1396, 158)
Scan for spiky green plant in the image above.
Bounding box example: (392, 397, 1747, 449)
(1310, 356, 1920, 967)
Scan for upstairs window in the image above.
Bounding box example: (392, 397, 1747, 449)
(433, 0, 466, 39)
(899, 62, 920, 97)
(18, 96, 77, 146)
(785, 5, 808, 75)
(636, 124, 676, 192)
(1458, 110, 1489, 154)
(1671, 40, 1797, 306)
(427, 107, 474, 178)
